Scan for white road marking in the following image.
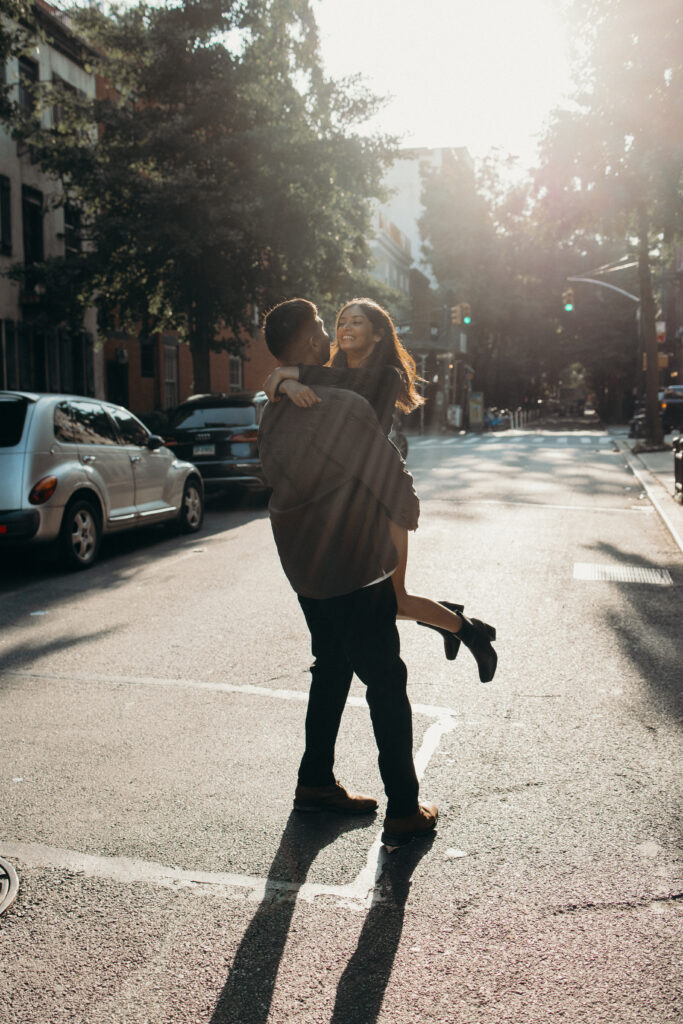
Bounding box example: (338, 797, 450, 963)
(430, 499, 652, 514)
(2, 709, 457, 906)
(5, 669, 459, 721)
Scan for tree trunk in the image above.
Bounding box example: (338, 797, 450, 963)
(189, 310, 212, 395)
(637, 205, 663, 447)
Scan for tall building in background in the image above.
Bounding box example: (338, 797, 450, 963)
(368, 147, 475, 430)
(380, 147, 473, 288)
(0, 0, 101, 396)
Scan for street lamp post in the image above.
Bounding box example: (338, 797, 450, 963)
(566, 276, 663, 445)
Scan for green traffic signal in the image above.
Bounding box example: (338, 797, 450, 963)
(562, 287, 574, 312)
(462, 303, 472, 325)
(563, 300, 574, 312)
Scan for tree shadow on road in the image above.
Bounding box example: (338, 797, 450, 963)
(210, 813, 434, 1024)
(589, 540, 683, 719)
(0, 629, 120, 692)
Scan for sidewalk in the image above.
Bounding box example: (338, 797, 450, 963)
(611, 428, 683, 554)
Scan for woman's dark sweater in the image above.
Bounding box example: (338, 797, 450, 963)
(297, 364, 401, 435)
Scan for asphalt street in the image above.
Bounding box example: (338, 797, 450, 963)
(1, 426, 681, 1024)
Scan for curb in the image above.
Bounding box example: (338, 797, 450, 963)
(619, 445, 683, 556)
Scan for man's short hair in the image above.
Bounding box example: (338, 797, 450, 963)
(264, 298, 317, 360)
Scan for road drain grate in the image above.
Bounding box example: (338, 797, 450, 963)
(0, 856, 19, 916)
(573, 562, 673, 585)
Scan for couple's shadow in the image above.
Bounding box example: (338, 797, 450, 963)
(210, 811, 434, 1024)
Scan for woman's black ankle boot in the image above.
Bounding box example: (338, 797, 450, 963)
(417, 601, 464, 661)
(457, 615, 498, 683)
(441, 601, 496, 641)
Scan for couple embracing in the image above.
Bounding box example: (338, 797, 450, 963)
(258, 297, 497, 849)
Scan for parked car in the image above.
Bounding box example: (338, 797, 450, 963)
(163, 391, 269, 494)
(660, 386, 683, 434)
(629, 387, 683, 437)
(0, 391, 204, 569)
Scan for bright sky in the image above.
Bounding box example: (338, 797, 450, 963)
(314, 0, 573, 169)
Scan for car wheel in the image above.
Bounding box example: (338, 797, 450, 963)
(178, 478, 204, 533)
(60, 498, 101, 570)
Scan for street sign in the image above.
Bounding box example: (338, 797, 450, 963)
(469, 391, 484, 428)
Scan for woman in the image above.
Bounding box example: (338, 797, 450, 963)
(264, 298, 497, 682)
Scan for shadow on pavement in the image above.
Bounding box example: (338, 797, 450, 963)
(0, 628, 120, 688)
(589, 540, 683, 719)
(0, 491, 269, 617)
(329, 833, 435, 1024)
(209, 811, 374, 1024)
(210, 813, 433, 1024)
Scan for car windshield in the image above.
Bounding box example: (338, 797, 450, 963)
(170, 405, 256, 429)
(663, 389, 683, 399)
(0, 396, 28, 447)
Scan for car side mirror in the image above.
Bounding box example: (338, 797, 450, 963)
(147, 434, 165, 450)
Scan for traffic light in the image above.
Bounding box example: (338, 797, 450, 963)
(462, 303, 472, 325)
(562, 287, 574, 312)
(450, 304, 461, 324)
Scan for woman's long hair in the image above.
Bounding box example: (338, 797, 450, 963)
(331, 298, 425, 413)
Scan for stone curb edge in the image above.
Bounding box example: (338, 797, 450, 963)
(617, 443, 683, 556)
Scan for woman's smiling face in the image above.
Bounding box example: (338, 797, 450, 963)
(336, 304, 381, 366)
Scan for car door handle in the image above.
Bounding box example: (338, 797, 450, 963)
(81, 454, 96, 464)
(130, 455, 141, 463)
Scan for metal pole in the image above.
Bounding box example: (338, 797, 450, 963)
(566, 277, 639, 302)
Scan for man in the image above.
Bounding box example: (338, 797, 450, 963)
(259, 297, 437, 849)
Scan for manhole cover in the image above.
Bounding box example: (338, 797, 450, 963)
(0, 856, 19, 916)
(573, 562, 673, 585)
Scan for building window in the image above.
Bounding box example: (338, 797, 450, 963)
(140, 337, 156, 378)
(52, 74, 77, 129)
(0, 176, 10, 256)
(229, 355, 243, 392)
(64, 202, 81, 256)
(22, 186, 43, 264)
(18, 57, 39, 115)
(163, 342, 178, 408)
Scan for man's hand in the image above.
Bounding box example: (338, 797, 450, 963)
(279, 380, 322, 408)
(263, 366, 299, 402)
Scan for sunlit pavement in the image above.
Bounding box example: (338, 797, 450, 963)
(1, 427, 682, 1024)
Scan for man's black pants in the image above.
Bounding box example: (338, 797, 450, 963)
(297, 577, 419, 818)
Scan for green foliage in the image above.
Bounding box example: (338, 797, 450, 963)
(536, 0, 683, 438)
(419, 0, 682, 425)
(2, 0, 394, 392)
(0, 2, 39, 122)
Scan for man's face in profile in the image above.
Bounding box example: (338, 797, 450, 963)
(311, 316, 331, 365)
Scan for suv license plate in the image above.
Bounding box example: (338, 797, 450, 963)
(193, 444, 215, 456)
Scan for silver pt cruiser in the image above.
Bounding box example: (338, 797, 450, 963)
(0, 391, 204, 569)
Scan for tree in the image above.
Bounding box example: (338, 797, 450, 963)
(419, 152, 573, 411)
(537, 0, 683, 445)
(3, 0, 394, 393)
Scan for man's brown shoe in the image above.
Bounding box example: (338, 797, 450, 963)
(381, 801, 438, 848)
(293, 782, 378, 815)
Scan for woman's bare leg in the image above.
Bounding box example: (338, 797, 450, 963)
(388, 519, 462, 633)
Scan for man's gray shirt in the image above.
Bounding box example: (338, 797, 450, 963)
(259, 385, 420, 599)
